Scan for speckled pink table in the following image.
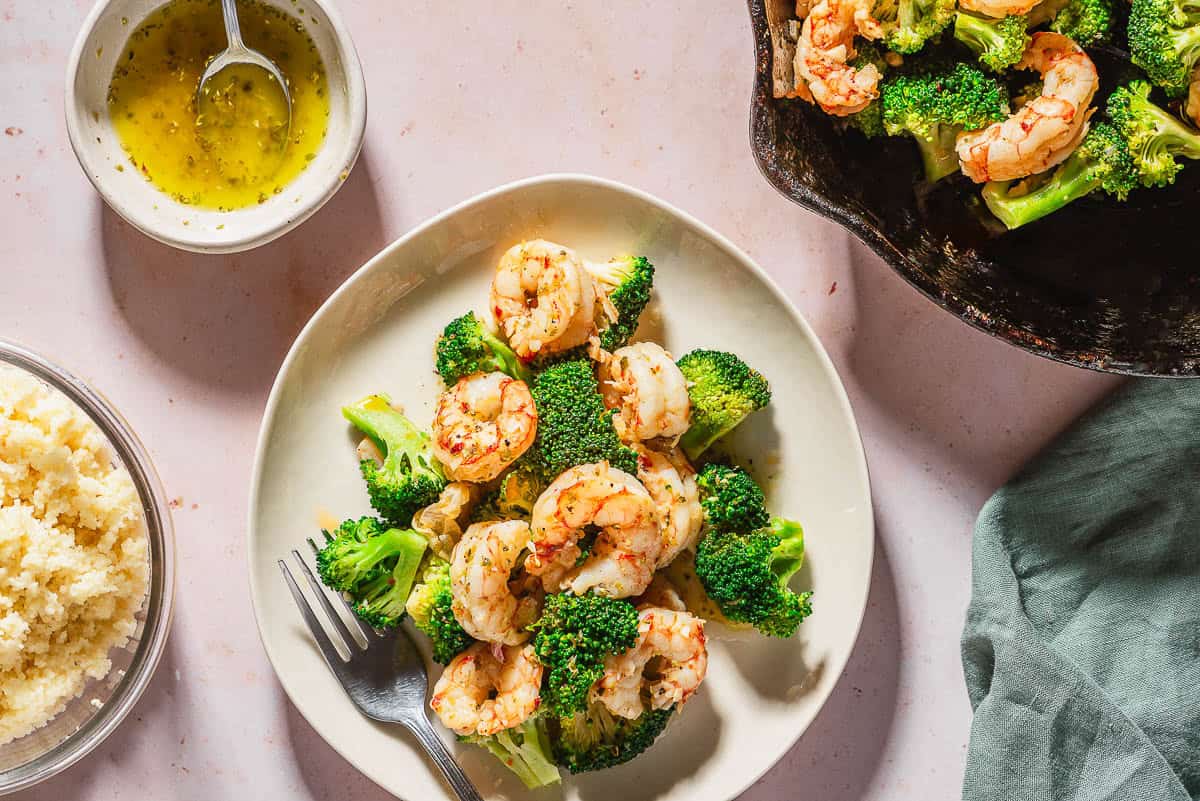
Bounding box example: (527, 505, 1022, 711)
(1, 2, 1122, 799)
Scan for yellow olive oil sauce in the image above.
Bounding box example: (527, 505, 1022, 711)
(107, 0, 329, 210)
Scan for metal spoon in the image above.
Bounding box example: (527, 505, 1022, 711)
(196, 0, 292, 146)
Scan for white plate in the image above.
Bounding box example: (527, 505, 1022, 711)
(248, 174, 874, 801)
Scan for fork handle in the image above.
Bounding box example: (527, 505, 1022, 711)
(405, 715, 486, 801)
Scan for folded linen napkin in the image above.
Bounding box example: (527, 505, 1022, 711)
(962, 380, 1200, 801)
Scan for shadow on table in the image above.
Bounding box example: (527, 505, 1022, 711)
(842, 239, 1123, 488)
(20, 622, 188, 800)
(99, 146, 388, 396)
(736, 528, 901, 801)
(281, 692, 395, 801)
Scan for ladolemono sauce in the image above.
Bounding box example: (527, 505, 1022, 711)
(107, 0, 329, 210)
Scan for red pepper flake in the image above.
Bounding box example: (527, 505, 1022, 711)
(828, 281, 837, 295)
(450, 441, 465, 454)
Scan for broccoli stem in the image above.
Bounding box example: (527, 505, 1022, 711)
(342, 396, 441, 479)
(769, 519, 807, 585)
(982, 155, 1102, 229)
(1150, 101, 1200, 159)
(353, 528, 427, 626)
(483, 329, 533, 383)
(1174, 26, 1200, 78)
(954, 12, 994, 52)
(467, 718, 561, 789)
(914, 126, 963, 182)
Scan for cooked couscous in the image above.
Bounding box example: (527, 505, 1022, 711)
(0, 365, 149, 745)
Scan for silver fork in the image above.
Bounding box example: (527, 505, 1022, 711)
(279, 541, 484, 801)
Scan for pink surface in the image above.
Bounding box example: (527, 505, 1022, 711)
(2, 1, 1121, 799)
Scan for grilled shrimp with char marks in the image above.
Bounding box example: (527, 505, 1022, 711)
(450, 520, 541, 645)
(431, 371, 536, 484)
(489, 239, 597, 359)
(957, 33, 1098, 183)
(430, 642, 543, 736)
(526, 461, 661, 598)
(593, 607, 708, 719)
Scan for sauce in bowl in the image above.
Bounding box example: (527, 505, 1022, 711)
(107, 0, 329, 211)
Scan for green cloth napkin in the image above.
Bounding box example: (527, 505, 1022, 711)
(962, 380, 1200, 801)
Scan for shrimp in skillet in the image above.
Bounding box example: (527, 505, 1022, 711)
(450, 520, 542, 645)
(599, 342, 691, 443)
(794, 0, 884, 116)
(490, 240, 597, 360)
(431, 371, 536, 483)
(526, 462, 661, 598)
(960, 0, 1045, 19)
(431, 642, 543, 736)
(957, 33, 1098, 183)
(593, 607, 708, 719)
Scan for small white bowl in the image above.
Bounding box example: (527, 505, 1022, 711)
(65, 0, 367, 254)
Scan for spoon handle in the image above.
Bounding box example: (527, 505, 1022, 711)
(220, 0, 246, 50)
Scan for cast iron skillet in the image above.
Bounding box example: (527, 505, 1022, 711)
(748, 0, 1200, 376)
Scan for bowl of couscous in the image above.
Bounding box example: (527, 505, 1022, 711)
(0, 340, 175, 794)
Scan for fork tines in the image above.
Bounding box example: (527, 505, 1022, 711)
(278, 546, 374, 669)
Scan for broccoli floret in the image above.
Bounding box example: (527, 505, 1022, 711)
(1107, 80, 1200, 187)
(405, 557, 473, 663)
(529, 593, 640, 716)
(550, 702, 674, 773)
(461, 717, 561, 789)
(1129, 0, 1200, 96)
(315, 516, 390, 592)
(694, 518, 813, 638)
(1049, 0, 1117, 44)
(315, 525, 427, 629)
(529, 360, 638, 477)
(434, 311, 532, 386)
(676, 350, 771, 462)
(874, 0, 958, 53)
(696, 463, 770, 533)
(584, 256, 655, 352)
(981, 122, 1139, 229)
(880, 62, 1011, 181)
(496, 458, 546, 518)
(343, 395, 446, 527)
(848, 100, 888, 137)
(954, 12, 1030, 72)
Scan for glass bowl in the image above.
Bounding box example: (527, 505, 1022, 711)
(0, 339, 176, 794)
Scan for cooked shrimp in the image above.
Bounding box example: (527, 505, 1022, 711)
(794, 0, 884, 116)
(490, 240, 597, 359)
(526, 462, 661, 598)
(451, 520, 540, 645)
(413, 482, 481, 561)
(430, 642, 543, 736)
(599, 343, 691, 443)
(960, 0, 1045, 19)
(593, 607, 708, 719)
(636, 574, 688, 613)
(957, 33, 1098, 183)
(431, 372, 536, 483)
(635, 446, 702, 568)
